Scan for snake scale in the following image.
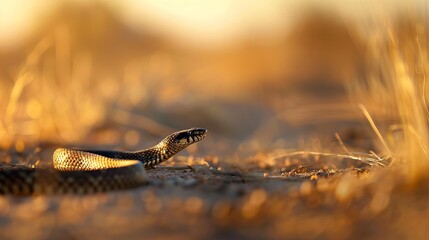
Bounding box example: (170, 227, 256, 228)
(0, 128, 207, 195)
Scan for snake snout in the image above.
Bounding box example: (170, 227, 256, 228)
(189, 128, 207, 137)
(188, 128, 207, 141)
(172, 127, 207, 145)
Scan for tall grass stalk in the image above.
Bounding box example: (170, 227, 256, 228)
(356, 17, 429, 182)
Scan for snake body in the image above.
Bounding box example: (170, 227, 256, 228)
(0, 128, 207, 195)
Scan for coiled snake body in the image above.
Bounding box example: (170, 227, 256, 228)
(0, 128, 207, 195)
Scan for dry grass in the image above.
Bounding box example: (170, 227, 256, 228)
(351, 14, 429, 183)
(1, 6, 428, 182)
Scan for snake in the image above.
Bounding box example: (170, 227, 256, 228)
(0, 128, 207, 195)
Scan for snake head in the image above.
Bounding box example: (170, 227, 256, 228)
(171, 128, 208, 146)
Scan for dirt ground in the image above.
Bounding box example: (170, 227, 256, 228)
(1, 160, 429, 240)
(1, 117, 428, 240)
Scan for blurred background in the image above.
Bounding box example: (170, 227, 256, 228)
(2, 1, 429, 239)
(0, 0, 427, 164)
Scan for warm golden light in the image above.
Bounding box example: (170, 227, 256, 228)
(0, 0, 428, 239)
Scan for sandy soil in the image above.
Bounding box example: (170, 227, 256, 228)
(1, 128, 427, 240)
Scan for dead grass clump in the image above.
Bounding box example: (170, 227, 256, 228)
(351, 15, 429, 182)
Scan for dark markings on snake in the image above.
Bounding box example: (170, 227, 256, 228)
(0, 128, 207, 195)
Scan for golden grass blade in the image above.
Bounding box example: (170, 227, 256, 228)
(358, 104, 392, 158)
